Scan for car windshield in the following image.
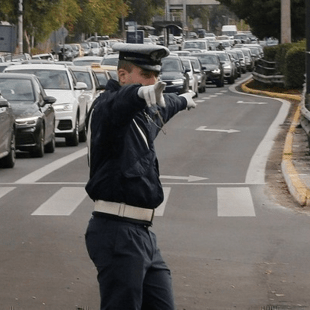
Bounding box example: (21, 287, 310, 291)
(108, 70, 118, 81)
(181, 59, 191, 71)
(72, 71, 92, 90)
(196, 55, 218, 64)
(242, 49, 251, 57)
(184, 41, 206, 49)
(101, 57, 119, 66)
(236, 50, 244, 58)
(190, 59, 200, 70)
(217, 53, 229, 61)
(248, 47, 259, 55)
(94, 72, 109, 86)
(161, 58, 182, 72)
(7, 69, 70, 90)
(0, 78, 34, 102)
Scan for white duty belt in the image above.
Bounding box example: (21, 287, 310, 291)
(94, 200, 154, 222)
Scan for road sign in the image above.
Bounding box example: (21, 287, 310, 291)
(126, 30, 144, 44)
(0, 25, 16, 53)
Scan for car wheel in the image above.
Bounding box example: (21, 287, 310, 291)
(31, 127, 44, 158)
(66, 116, 79, 146)
(45, 131, 56, 153)
(0, 130, 16, 168)
(228, 75, 235, 84)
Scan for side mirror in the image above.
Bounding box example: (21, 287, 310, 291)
(44, 96, 56, 104)
(0, 97, 9, 108)
(202, 66, 206, 70)
(75, 82, 87, 90)
(185, 68, 190, 73)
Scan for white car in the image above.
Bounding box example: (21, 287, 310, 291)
(180, 57, 198, 97)
(71, 66, 102, 111)
(182, 39, 209, 52)
(5, 64, 87, 146)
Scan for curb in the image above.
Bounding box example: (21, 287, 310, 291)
(241, 78, 309, 207)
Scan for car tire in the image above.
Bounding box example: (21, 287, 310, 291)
(31, 127, 44, 158)
(0, 130, 16, 168)
(45, 131, 56, 153)
(228, 75, 235, 84)
(79, 124, 87, 143)
(66, 117, 79, 146)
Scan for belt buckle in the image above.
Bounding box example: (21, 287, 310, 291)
(118, 203, 126, 217)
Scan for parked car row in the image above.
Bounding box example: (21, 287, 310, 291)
(0, 61, 112, 168)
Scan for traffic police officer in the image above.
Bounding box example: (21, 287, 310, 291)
(85, 42, 197, 310)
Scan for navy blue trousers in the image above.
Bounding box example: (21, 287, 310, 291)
(85, 214, 175, 310)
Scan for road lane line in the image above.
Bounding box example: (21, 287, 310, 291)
(217, 187, 256, 217)
(31, 187, 87, 216)
(155, 187, 171, 216)
(0, 187, 15, 199)
(15, 148, 87, 184)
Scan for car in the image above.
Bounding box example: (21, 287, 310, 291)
(232, 48, 247, 73)
(101, 53, 119, 66)
(187, 56, 206, 93)
(72, 56, 103, 66)
(0, 94, 16, 168)
(90, 63, 113, 87)
(80, 42, 93, 56)
(159, 55, 189, 95)
(71, 66, 103, 110)
(180, 57, 199, 97)
(55, 44, 74, 61)
(226, 50, 242, 78)
(240, 47, 255, 72)
(5, 64, 88, 146)
(182, 39, 209, 52)
(215, 51, 235, 84)
(0, 73, 56, 157)
(69, 44, 81, 58)
(195, 52, 224, 87)
(233, 33, 250, 44)
(32, 53, 56, 61)
(89, 41, 101, 56)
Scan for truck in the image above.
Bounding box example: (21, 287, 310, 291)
(221, 25, 237, 37)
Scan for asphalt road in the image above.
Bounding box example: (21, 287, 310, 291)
(1, 75, 310, 310)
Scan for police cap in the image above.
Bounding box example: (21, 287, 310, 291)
(112, 43, 170, 72)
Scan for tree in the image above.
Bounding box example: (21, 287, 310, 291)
(216, 0, 305, 41)
(126, 0, 165, 25)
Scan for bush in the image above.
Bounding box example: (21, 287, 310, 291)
(285, 45, 305, 89)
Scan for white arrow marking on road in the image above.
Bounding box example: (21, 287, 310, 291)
(160, 175, 208, 182)
(196, 126, 240, 133)
(237, 100, 267, 105)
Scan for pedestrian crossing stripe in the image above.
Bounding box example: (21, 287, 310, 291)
(0, 186, 256, 218)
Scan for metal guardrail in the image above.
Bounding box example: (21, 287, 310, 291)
(252, 58, 285, 85)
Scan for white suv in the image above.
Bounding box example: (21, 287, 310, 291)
(5, 64, 87, 146)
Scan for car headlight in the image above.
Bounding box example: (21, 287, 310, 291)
(54, 104, 74, 111)
(171, 79, 184, 85)
(211, 69, 220, 74)
(16, 116, 39, 127)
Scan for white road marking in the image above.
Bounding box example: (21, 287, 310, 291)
(160, 175, 208, 182)
(31, 187, 87, 216)
(15, 148, 87, 184)
(217, 187, 256, 217)
(237, 100, 267, 105)
(195, 100, 205, 103)
(196, 126, 240, 133)
(155, 187, 171, 216)
(0, 187, 15, 199)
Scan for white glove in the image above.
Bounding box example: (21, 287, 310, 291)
(179, 91, 197, 110)
(138, 81, 167, 108)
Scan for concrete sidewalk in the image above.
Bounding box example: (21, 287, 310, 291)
(241, 79, 310, 207)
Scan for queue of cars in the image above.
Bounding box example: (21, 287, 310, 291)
(0, 32, 263, 168)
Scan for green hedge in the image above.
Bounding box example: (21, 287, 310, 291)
(263, 40, 306, 89)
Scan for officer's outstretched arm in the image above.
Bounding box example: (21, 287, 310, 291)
(138, 81, 167, 108)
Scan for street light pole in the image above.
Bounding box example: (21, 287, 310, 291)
(18, 0, 23, 54)
(281, 0, 291, 43)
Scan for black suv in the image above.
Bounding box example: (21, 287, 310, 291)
(195, 52, 224, 87)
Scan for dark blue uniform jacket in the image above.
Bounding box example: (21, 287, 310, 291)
(85, 79, 187, 209)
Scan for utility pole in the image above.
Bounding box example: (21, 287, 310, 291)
(18, 0, 23, 54)
(281, 0, 291, 43)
